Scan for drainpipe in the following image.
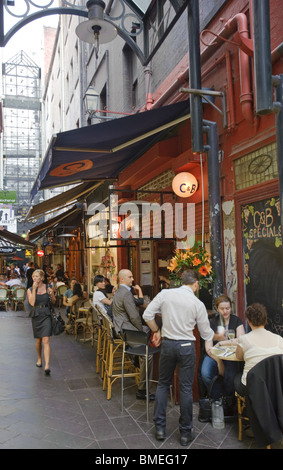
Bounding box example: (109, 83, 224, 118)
(225, 13, 254, 125)
(151, 19, 283, 113)
(144, 63, 153, 110)
(203, 120, 224, 298)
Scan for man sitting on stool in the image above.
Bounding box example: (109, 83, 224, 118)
(112, 269, 154, 401)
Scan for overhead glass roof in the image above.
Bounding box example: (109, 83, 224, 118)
(126, 0, 153, 15)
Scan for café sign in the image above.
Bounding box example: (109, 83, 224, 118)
(172, 172, 199, 198)
(0, 246, 15, 254)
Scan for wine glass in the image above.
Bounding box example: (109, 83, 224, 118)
(227, 329, 235, 341)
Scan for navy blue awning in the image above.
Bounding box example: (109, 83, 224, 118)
(31, 100, 190, 199)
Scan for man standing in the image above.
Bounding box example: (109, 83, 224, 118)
(143, 269, 214, 446)
(112, 269, 154, 400)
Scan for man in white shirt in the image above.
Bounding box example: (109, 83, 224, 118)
(0, 273, 22, 288)
(143, 269, 214, 446)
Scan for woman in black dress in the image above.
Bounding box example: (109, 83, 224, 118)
(27, 269, 56, 375)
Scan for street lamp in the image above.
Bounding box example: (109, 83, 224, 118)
(75, 0, 117, 59)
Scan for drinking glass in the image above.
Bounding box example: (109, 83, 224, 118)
(227, 329, 235, 341)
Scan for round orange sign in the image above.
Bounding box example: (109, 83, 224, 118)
(50, 159, 93, 177)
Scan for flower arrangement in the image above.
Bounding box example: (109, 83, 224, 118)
(167, 241, 215, 289)
(100, 249, 116, 275)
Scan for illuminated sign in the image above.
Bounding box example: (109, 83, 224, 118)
(172, 172, 199, 198)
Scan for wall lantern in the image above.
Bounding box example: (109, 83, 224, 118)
(37, 249, 44, 257)
(172, 172, 199, 198)
(83, 86, 99, 116)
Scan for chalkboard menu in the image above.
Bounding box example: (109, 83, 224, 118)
(241, 196, 283, 335)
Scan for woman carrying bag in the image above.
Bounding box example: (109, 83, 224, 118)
(27, 269, 56, 376)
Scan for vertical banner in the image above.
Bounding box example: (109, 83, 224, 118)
(0, 204, 17, 232)
(241, 196, 283, 335)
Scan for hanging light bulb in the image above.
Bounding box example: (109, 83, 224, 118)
(76, 0, 117, 58)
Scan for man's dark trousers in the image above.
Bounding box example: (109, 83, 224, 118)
(154, 339, 196, 435)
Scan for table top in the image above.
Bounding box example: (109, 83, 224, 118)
(210, 345, 241, 361)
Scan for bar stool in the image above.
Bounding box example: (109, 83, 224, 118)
(93, 304, 105, 375)
(121, 329, 161, 422)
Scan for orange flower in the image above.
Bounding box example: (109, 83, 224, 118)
(193, 257, 201, 266)
(199, 266, 208, 276)
(205, 263, 212, 274)
(168, 258, 178, 272)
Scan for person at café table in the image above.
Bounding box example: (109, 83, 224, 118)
(234, 303, 283, 397)
(201, 294, 245, 400)
(0, 273, 22, 288)
(92, 275, 113, 314)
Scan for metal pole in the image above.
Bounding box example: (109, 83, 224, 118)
(274, 75, 283, 231)
(203, 120, 224, 299)
(187, 0, 204, 153)
(252, 0, 273, 114)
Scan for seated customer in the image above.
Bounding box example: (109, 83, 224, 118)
(0, 273, 22, 288)
(104, 277, 114, 294)
(63, 278, 79, 318)
(92, 275, 112, 314)
(201, 294, 245, 398)
(234, 303, 283, 396)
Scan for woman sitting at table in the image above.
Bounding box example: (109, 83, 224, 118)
(67, 283, 85, 318)
(234, 303, 283, 396)
(92, 275, 113, 315)
(201, 294, 245, 399)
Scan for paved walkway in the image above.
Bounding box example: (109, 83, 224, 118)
(0, 308, 280, 451)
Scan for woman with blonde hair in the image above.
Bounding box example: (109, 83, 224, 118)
(27, 269, 56, 375)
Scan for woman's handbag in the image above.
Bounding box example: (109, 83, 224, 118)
(49, 294, 65, 335)
(52, 311, 65, 336)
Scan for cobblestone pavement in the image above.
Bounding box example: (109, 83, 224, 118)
(0, 308, 281, 452)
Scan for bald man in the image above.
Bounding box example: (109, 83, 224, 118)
(112, 269, 154, 400)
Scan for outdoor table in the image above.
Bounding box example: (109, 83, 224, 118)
(210, 345, 241, 362)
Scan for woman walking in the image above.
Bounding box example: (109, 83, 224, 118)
(27, 269, 56, 375)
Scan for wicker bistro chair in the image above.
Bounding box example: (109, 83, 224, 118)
(98, 309, 134, 400)
(11, 286, 27, 311)
(235, 392, 250, 441)
(56, 284, 68, 307)
(74, 303, 100, 345)
(235, 355, 283, 449)
(121, 329, 161, 422)
(0, 287, 9, 311)
(235, 392, 271, 449)
(93, 304, 106, 376)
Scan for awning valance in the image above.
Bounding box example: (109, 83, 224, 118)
(31, 100, 190, 199)
(0, 227, 36, 248)
(26, 181, 103, 221)
(27, 206, 82, 242)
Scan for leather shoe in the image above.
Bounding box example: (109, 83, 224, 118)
(180, 432, 194, 446)
(136, 390, 155, 401)
(155, 428, 166, 441)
